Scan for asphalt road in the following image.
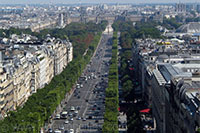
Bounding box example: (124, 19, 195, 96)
(49, 27, 113, 133)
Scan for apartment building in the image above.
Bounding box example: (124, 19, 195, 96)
(0, 63, 14, 117)
(133, 37, 200, 133)
(13, 55, 32, 108)
(29, 57, 40, 94)
(0, 34, 73, 119)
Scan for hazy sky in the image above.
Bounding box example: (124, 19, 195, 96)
(0, 0, 199, 4)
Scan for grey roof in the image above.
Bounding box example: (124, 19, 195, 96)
(149, 52, 177, 56)
(153, 69, 166, 86)
(158, 63, 192, 82)
(157, 54, 168, 60)
(177, 22, 200, 33)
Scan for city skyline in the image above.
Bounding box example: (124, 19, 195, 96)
(0, 0, 199, 5)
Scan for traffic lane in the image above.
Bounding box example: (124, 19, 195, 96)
(58, 76, 102, 127)
(65, 95, 100, 130)
(52, 87, 99, 131)
(85, 74, 109, 113)
(79, 78, 108, 123)
(82, 72, 111, 122)
(51, 34, 112, 132)
(52, 81, 95, 129)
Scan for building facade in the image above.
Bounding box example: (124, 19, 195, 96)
(0, 34, 73, 119)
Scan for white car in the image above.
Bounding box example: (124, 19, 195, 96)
(69, 129, 74, 133)
(77, 116, 81, 120)
(61, 111, 68, 119)
(74, 110, 78, 114)
(54, 129, 61, 133)
(55, 114, 60, 119)
(64, 120, 69, 124)
(70, 106, 75, 111)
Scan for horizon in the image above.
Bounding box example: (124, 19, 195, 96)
(0, 0, 199, 5)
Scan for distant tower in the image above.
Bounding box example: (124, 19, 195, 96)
(175, 3, 186, 13)
(59, 13, 64, 27)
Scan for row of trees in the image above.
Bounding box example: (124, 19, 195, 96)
(112, 20, 162, 50)
(113, 20, 146, 132)
(102, 32, 119, 133)
(162, 18, 182, 29)
(0, 22, 107, 133)
(119, 47, 143, 133)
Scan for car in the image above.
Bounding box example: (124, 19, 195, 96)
(70, 106, 75, 111)
(69, 129, 74, 133)
(73, 113, 77, 117)
(70, 117, 73, 121)
(61, 111, 68, 119)
(48, 128, 53, 133)
(77, 85, 80, 89)
(64, 130, 68, 133)
(82, 117, 86, 121)
(77, 116, 81, 120)
(74, 110, 78, 114)
(76, 106, 80, 110)
(88, 116, 93, 119)
(59, 125, 65, 130)
(55, 114, 60, 119)
(54, 129, 62, 133)
(64, 120, 69, 124)
(68, 112, 73, 117)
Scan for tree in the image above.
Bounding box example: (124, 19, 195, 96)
(121, 75, 130, 83)
(122, 80, 133, 98)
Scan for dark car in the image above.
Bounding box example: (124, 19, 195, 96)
(48, 128, 53, 133)
(88, 116, 93, 119)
